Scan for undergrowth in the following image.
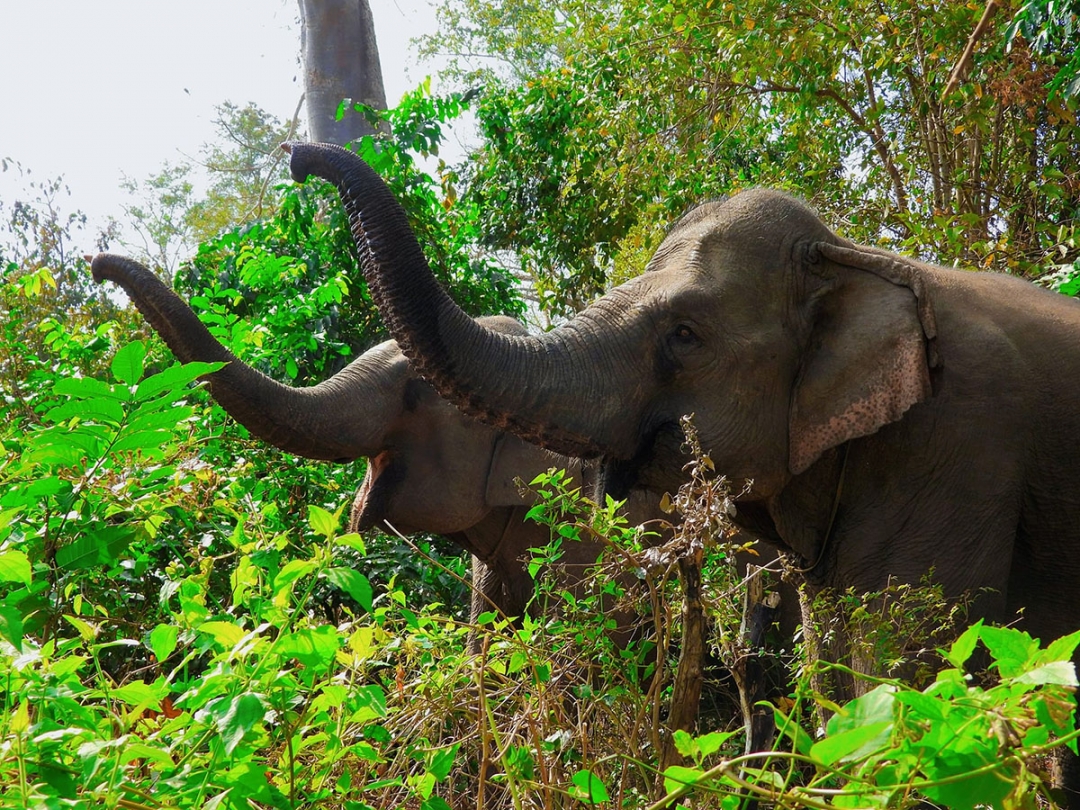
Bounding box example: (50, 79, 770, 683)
(1, 348, 1078, 809)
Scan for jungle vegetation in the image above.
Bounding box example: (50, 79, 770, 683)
(1, 0, 1078, 807)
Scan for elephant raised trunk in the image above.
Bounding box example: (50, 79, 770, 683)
(283, 141, 646, 463)
(91, 253, 399, 462)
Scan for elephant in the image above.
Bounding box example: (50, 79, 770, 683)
(89, 253, 660, 633)
(284, 141, 1080, 797)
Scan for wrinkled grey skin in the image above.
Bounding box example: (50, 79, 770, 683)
(90, 253, 658, 630)
(287, 141, 1080, 796)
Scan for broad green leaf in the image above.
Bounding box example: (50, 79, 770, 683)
(63, 614, 97, 641)
(895, 690, 949, 722)
(773, 704, 813, 755)
(199, 621, 247, 651)
(135, 361, 223, 401)
(112, 429, 176, 455)
(334, 532, 367, 555)
(1015, 661, 1077, 686)
(672, 728, 699, 760)
(0, 549, 31, 585)
(943, 619, 982, 668)
(308, 504, 340, 538)
(53, 376, 127, 402)
(326, 567, 374, 613)
(45, 397, 125, 426)
(980, 625, 1038, 678)
(662, 765, 705, 796)
(811, 720, 893, 765)
(148, 623, 179, 662)
(57, 526, 134, 570)
(55, 536, 103, 571)
(695, 729, 738, 759)
(1043, 629, 1080, 666)
(826, 683, 896, 735)
(211, 692, 266, 755)
(0, 605, 25, 651)
(427, 743, 459, 781)
(124, 406, 198, 436)
(569, 769, 610, 804)
(112, 678, 169, 711)
(277, 625, 340, 670)
(120, 742, 174, 767)
(348, 684, 387, 724)
(111, 341, 146, 386)
(274, 559, 319, 600)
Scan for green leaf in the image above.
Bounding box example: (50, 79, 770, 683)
(980, 625, 1038, 678)
(274, 558, 319, 595)
(112, 678, 169, 711)
(0, 549, 32, 585)
(427, 743, 459, 781)
(111, 341, 147, 386)
(943, 619, 982, 668)
(135, 361, 224, 401)
(55, 527, 133, 571)
(672, 729, 699, 760)
(148, 623, 179, 663)
(334, 532, 367, 555)
(1015, 661, 1077, 686)
(309, 504, 340, 538)
(695, 730, 738, 759)
(348, 684, 388, 724)
(53, 376, 127, 402)
(569, 769, 610, 804)
(773, 704, 813, 755)
(45, 397, 125, 426)
(199, 621, 247, 651)
(0, 606, 25, 651)
(662, 765, 705, 796)
(1043, 629, 1080, 665)
(277, 625, 340, 670)
(826, 683, 896, 735)
(326, 567, 374, 613)
(811, 720, 893, 765)
(211, 692, 266, 755)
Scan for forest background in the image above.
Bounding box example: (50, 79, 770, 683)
(1, 0, 1079, 807)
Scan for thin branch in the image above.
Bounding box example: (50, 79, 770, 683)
(942, 0, 1001, 100)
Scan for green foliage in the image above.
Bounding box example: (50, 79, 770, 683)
(1007, 0, 1080, 99)
(426, 0, 1079, 317)
(180, 84, 522, 385)
(656, 623, 1080, 809)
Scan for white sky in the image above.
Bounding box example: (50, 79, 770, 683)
(0, 0, 455, 255)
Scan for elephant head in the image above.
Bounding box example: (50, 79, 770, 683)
(283, 142, 939, 505)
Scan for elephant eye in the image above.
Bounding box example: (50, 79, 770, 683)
(671, 324, 699, 346)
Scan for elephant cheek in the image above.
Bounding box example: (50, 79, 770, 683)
(348, 452, 404, 534)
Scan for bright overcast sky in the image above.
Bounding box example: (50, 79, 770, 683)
(0, 0, 453, 253)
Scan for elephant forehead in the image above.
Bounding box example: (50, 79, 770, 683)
(662, 188, 835, 262)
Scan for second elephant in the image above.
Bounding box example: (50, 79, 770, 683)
(90, 253, 657, 628)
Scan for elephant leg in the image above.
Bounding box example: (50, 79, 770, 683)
(467, 556, 507, 655)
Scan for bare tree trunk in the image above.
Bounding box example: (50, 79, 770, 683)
(298, 0, 388, 146)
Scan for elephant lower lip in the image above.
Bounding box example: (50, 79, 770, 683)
(351, 451, 395, 532)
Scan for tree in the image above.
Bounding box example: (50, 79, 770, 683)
(298, 0, 388, 145)
(424, 0, 1079, 317)
(186, 101, 297, 244)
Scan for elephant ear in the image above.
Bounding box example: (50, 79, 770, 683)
(788, 242, 940, 475)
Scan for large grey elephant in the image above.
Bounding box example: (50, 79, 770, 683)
(285, 141, 1080, 794)
(90, 253, 651, 629)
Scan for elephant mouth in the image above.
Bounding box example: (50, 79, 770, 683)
(600, 421, 684, 500)
(349, 451, 403, 534)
